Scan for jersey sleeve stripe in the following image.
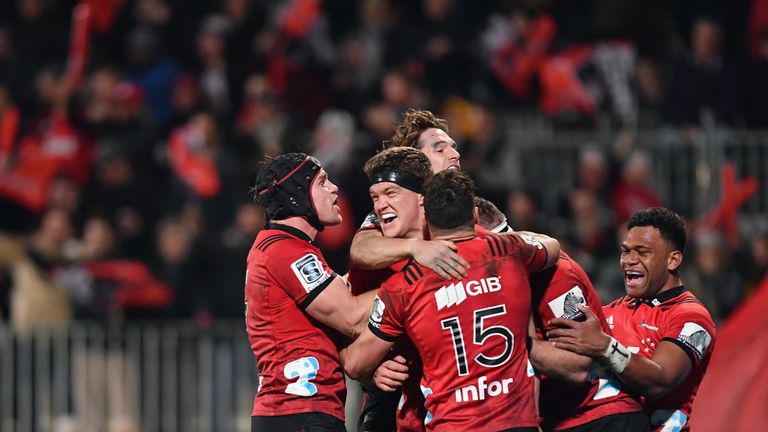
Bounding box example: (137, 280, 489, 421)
(413, 264, 424, 277)
(368, 323, 398, 342)
(256, 235, 291, 251)
(498, 235, 510, 255)
(298, 272, 338, 309)
(662, 337, 697, 367)
(485, 237, 498, 256)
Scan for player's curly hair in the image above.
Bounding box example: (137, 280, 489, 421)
(384, 109, 449, 149)
(424, 170, 476, 231)
(627, 207, 687, 252)
(363, 146, 432, 184)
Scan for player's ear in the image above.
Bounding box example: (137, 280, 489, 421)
(418, 193, 424, 206)
(667, 249, 683, 272)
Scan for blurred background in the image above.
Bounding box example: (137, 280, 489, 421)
(0, 0, 766, 431)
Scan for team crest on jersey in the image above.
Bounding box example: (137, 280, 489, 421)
(290, 253, 331, 293)
(369, 295, 385, 328)
(359, 211, 380, 230)
(548, 286, 586, 319)
(676, 322, 712, 360)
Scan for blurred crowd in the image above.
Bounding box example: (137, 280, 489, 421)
(1, 0, 767, 331)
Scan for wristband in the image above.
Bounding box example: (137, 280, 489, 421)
(601, 336, 631, 374)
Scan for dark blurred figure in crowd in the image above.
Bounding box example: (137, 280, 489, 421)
(684, 230, 743, 323)
(663, 17, 740, 127)
(205, 202, 264, 319)
(124, 26, 180, 127)
(505, 188, 551, 235)
(82, 141, 155, 261)
(744, 31, 768, 127)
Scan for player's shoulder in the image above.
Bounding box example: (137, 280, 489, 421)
(251, 229, 317, 262)
(397, 258, 427, 286)
(478, 232, 528, 257)
(604, 295, 633, 311)
(660, 290, 715, 325)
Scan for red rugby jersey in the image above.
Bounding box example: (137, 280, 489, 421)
(245, 224, 346, 421)
(370, 233, 548, 431)
(532, 251, 643, 430)
(349, 212, 426, 431)
(603, 286, 715, 432)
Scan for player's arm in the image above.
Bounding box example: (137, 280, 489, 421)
(514, 231, 560, 270)
(547, 304, 692, 399)
(529, 338, 591, 384)
(305, 277, 378, 339)
(340, 327, 395, 379)
(350, 229, 469, 279)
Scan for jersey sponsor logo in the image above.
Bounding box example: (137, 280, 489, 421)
(677, 322, 712, 359)
(519, 234, 544, 249)
(639, 321, 659, 331)
(454, 375, 515, 402)
(290, 253, 331, 293)
(651, 409, 687, 432)
(435, 277, 501, 310)
(547, 286, 586, 319)
(369, 295, 385, 328)
(283, 356, 320, 397)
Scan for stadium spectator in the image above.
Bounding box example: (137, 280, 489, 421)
(246, 152, 376, 431)
(662, 17, 740, 127)
(548, 207, 716, 432)
(343, 170, 559, 431)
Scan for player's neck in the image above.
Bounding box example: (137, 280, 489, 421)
(429, 226, 476, 242)
(270, 217, 318, 241)
(650, 275, 683, 298)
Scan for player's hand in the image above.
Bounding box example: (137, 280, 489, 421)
(373, 355, 409, 392)
(546, 305, 611, 358)
(412, 240, 469, 280)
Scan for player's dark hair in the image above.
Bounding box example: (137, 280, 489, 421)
(627, 207, 687, 252)
(475, 197, 509, 232)
(363, 147, 432, 189)
(384, 109, 449, 149)
(424, 171, 475, 231)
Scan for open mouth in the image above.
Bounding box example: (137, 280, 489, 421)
(446, 164, 460, 171)
(381, 212, 397, 226)
(624, 270, 645, 287)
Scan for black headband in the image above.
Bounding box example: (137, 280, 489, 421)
(370, 170, 424, 193)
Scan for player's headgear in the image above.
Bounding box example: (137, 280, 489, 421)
(254, 152, 325, 232)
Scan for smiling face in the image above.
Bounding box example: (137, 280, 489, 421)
(369, 182, 424, 239)
(620, 226, 683, 298)
(417, 128, 460, 173)
(310, 169, 342, 226)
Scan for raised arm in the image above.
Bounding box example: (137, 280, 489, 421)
(305, 276, 378, 339)
(350, 229, 469, 280)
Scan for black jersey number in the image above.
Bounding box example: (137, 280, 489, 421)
(440, 305, 515, 376)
